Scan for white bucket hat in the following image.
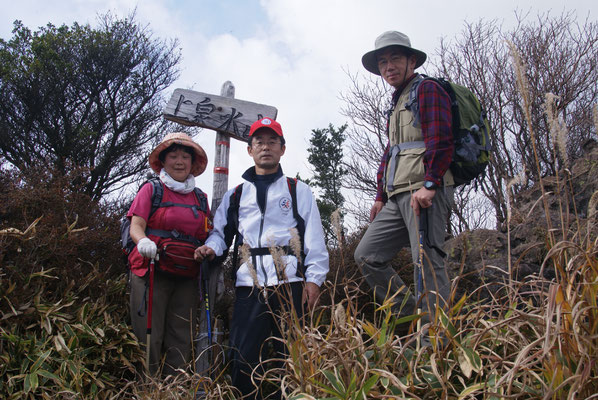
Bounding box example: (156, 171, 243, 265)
(362, 31, 427, 75)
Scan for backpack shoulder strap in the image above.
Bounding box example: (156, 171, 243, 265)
(148, 178, 163, 218)
(225, 183, 244, 273)
(405, 74, 426, 127)
(192, 187, 209, 213)
(406, 75, 453, 129)
(121, 178, 162, 255)
(286, 178, 304, 235)
(226, 183, 244, 242)
(286, 177, 307, 276)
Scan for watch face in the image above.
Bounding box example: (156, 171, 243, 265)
(424, 181, 436, 190)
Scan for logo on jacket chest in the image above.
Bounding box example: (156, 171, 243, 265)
(279, 196, 292, 214)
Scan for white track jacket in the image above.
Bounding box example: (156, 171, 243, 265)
(205, 168, 329, 288)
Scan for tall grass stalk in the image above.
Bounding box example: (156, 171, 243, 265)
(508, 41, 556, 249)
(506, 169, 526, 284)
(545, 92, 569, 242)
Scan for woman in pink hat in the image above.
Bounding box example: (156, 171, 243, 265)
(126, 132, 210, 376)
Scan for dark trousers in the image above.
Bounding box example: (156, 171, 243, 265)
(229, 282, 304, 400)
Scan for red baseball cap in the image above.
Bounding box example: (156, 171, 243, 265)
(249, 118, 283, 137)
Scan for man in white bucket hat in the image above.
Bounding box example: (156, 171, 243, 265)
(355, 31, 455, 345)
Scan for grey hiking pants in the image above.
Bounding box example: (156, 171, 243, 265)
(354, 187, 454, 325)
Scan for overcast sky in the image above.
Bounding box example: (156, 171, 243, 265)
(2, 0, 595, 206)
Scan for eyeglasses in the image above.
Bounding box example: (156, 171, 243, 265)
(252, 139, 281, 149)
(377, 53, 408, 71)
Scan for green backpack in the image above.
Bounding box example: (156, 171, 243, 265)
(407, 75, 492, 186)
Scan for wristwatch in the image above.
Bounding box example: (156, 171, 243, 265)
(423, 180, 438, 190)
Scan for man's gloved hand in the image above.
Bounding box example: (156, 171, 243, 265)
(137, 237, 157, 258)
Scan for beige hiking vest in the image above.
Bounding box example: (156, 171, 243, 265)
(385, 76, 454, 198)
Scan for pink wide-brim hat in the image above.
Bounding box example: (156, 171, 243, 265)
(148, 132, 208, 176)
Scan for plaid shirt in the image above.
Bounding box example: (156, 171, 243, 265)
(375, 74, 453, 202)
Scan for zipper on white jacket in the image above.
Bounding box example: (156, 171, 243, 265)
(256, 181, 270, 288)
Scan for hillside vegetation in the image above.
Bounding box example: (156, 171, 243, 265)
(1, 139, 597, 399)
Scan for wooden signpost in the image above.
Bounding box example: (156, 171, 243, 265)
(164, 82, 278, 210)
(164, 81, 277, 375)
(164, 87, 278, 142)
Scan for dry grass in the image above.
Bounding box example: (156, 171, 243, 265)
(255, 231, 596, 399)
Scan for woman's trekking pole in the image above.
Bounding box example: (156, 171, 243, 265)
(201, 260, 213, 373)
(146, 256, 156, 374)
(416, 208, 428, 351)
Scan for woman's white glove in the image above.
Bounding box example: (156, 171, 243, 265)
(137, 237, 158, 259)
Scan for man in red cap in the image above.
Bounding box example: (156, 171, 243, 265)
(195, 118, 329, 399)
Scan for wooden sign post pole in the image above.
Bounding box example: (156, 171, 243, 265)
(212, 81, 234, 210)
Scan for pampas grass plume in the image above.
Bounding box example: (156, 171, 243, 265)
(289, 227, 302, 265)
(268, 240, 288, 282)
(240, 243, 260, 288)
(544, 93, 569, 166)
